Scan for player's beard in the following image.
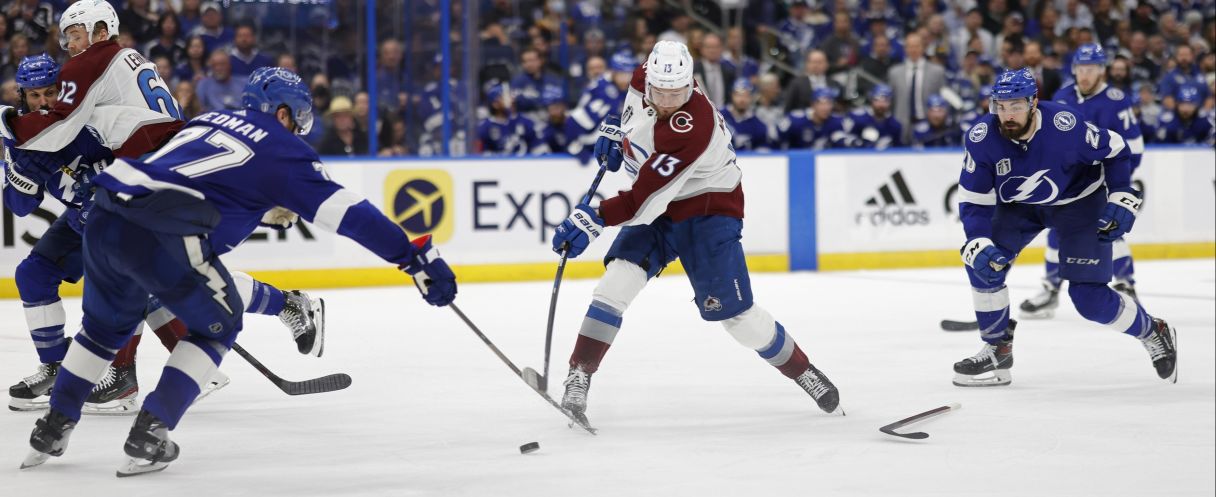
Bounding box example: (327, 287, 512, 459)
(998, 113, 1033, 140)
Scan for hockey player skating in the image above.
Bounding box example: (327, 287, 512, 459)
(20, 67, 457, 476)
(550, 41, 840, 428)
(1, 4, 322, 414)
(1019, 43, 1146, 319)
(953, 68, 1177, 387)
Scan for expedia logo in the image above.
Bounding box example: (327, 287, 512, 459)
(855, 170, 930, 226)
(383, 170, 454, 243)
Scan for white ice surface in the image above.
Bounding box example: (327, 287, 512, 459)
(0, 260, 1212, 496)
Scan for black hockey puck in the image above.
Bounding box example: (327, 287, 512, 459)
(519, 442, 540, 454)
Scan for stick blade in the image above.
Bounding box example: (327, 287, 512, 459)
(280, 373, 352, 395)
(880, 426, 930, 439)
(940, 319, 980, 331)
(521, 367, 545, 393)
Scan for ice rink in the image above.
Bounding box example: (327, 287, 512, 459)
(0, 259, 1212, 496)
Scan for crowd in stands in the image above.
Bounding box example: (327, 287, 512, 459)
(1, 0, 1212, 159)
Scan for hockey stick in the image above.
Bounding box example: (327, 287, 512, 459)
(535, 165, 609, 392)
(433, 298, 597, 434)
(940, 319, 980, 331)
(879, 403, 961, 439)
(230, 343, 352, 396)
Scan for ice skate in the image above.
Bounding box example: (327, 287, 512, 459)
(21, 409, 77, 469)
(82, 364, 138, 416)
(117, 409, 180, 477)
(794, 363, 841, 414)
(9, 361, 59, 411)
(561, 366, 593, 427)
(953, 322, 1016, 387)
(1140, 318, 1178, 383)
(280, 290, 326, 357)
(1018, 280, 1059, 319)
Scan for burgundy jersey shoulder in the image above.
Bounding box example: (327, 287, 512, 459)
(629, 63, 647, 93)
(652, 89, 716, 161)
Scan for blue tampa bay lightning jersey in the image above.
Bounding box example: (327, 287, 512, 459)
(780, 111, 855, 150)
(845, 109, 903, 149)
(912, 120, 962, 148)
(722, 107, 776, 151)
(477, 114, 542, 156)
(1154, 110, 1216, 145)
(2, 126, 115, 232)
(1052, 83, 1145, 168)
(566, 76, 625, 163)
(956, 101, 1132, 241)
(92, 109, 413, 263)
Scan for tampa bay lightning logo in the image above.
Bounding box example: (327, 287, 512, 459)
(1106, 87, 1125, 101)
(1053, 111, 1076, 131)
(969, 122, 988, 142)
(999, 169, 1060, 204)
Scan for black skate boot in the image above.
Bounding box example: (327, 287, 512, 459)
(1019, 280, 1059, 319)
(794, 364, 841, 414)
(1112, 280, 1138, 302)
(83, 364, 138, 416)
(561, 366, 593, 427)
(9, 361, 60, 411)
(118, 409, 180, 477)
(21, 409, 77, 469)
(1140, 318, 1178, 383)
(280, 290, 326, 357)
(953, 321, 1016, 387)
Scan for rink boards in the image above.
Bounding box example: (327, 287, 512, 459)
(1, 146, 1211, 297)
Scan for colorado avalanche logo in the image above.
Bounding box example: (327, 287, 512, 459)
(1053, 111, 1076, 131)
(969, 122, 988, 143)
(670, 111, 694, 133)
(998, 169, 1060, 204)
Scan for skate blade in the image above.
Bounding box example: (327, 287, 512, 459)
(82, 396, 138, 416)
(19, 449, 51, 469)
(116, 457, 170, 477)
(953, 370, 1012, 387)
(1018, 308, 1056, 320)
(193, 371, 231, 405)
(311, 298, 326, 358)
(9, 396, 50, 411)
(1165, 324, 1179, 385)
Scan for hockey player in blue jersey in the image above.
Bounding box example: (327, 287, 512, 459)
(780, 86, 856, 150)
(1155, 82, 1215, 145)
(845, 84, 903, 150)
(566, 52, 632, 163)
(721, 79, 777, 152)
(2, 55, 320, 414)
(952, 68, 1177, 387)
(911, 94, 961, 148)
(1020, 43, 1148, 319)
(20, 67, 458, 476)
(534, 86, 569, 155)
(476, 83, 542, 156)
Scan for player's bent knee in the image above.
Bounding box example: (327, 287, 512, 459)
(15, 253, 66, 300)
(592, 259, 648, 312)
(1068, 282, 1112, 321)
(721, 305, 776, 350)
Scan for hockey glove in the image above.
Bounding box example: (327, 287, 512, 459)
(259, 206, 299, 231)
(1097, 188, 1141, 242)
(552, 204, 603, 259)
(402, 235, 457, 307)
(593, 115, 625, 172)
(961, 237, 1010, 284)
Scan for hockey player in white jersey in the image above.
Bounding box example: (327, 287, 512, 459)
(551, 41, 841, 427)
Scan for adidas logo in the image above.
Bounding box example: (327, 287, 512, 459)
(856, 170, 930, 227)
(865, 170, 917, 206)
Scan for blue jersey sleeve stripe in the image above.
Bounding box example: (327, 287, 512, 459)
(312, 188, 364, 232)
(958, 186, 996, 206)
(1105, 130, 1126, 159)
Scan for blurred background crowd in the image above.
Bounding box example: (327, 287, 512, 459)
(1, 0, 1212, 159)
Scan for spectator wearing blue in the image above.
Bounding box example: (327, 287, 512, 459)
(190, 2, 234, 54)
(195, 50, 248, 111)
(511, 47, 564, 119)
(722, 79, 777, 152)
(565, 51, 631, 163)
(535, 85, 569, 155)
(177, 0, 204, 36)
(722, 26, 759, 82)
(143, 12, 186, 65)
(911, 94, 960, 148)
(477, 83, 542, 156)
(846, 84, 903, 150)
(1157, 45, 1207, 110)
(1155, 82, 1215, 144)
(780, 86, 856, 150)
(777, 0, 816, 69)
(959, 85, 993, 131)
(416, 56, 471, 156)
(860, 16, 905, 63)
(376, 39, 407, 112)
(228, 22, 273, 77)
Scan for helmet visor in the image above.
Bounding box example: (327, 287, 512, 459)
(647, 84, 690, 108)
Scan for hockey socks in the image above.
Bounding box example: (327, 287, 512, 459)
(569, 300, 622, 373)
(50, 330, 120, 421)
(1069, 282, 1152, 338)
(758, 322, 812, 379)
(25, 298, 69, 364)
(233, 271, 286, 316)
(112, 331, 142, 368)
(142, 336, 228, 430)
(971, 285, 1012, 344)
(723, 306, 810, 378)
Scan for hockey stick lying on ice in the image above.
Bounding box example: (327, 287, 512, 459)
(416, 277, 597, 434)
(939, 319, 980, 331)
(533, 164, 609, 393)
(230, 343, 352, 395)
(879, 403, 961, 439)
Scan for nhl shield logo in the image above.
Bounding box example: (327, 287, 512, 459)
(996, 158, 1012, 176)
(703, 296, 723, 312)
(1053, 111, 1076, 131)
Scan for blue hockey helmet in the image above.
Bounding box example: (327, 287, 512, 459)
(732, 78, 754, 93)
(242, 67, 314, 135)
(486, 83, 509, 104)
(990, 68, 1037, 113)
(926, 94, 949, 110)
(1071, 43, 1107, 67)
(979, 85, 993, 100)
(16, 54, 60, 89)
(869, 84, 893, 101)
(812, 86, 839, 103)
(540, 84, 565, 106)
(609, 51, 636, 73)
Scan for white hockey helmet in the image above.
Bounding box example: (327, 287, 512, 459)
(645, 40, 694, 108)
(59, 0, 120, 51)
